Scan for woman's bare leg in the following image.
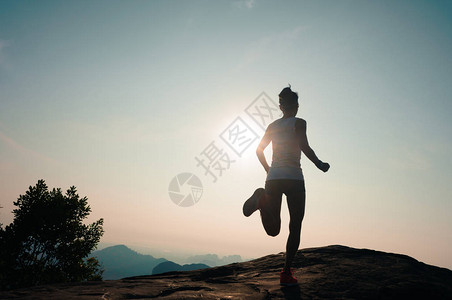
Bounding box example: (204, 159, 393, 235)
(284, 181, 306, 273)
(261, 181, 283, 237)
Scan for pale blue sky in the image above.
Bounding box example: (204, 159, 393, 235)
(1, 0, 451, 269)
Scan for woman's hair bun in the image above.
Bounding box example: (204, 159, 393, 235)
(279, 85, 298, 108)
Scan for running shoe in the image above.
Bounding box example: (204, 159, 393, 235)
(243, 188, 264, 217)
(280, 269, 298, 286)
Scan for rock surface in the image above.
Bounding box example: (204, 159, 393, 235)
(1, 245, 451, 299)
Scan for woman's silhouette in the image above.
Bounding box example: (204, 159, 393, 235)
(243, 86, 330, 286)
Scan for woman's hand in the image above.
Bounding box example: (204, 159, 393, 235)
(319, 161, 330, 172)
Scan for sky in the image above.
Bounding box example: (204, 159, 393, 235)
(0, 0, 451, 269)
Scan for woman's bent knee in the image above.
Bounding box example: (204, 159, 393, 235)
(265, 225, 281, 237)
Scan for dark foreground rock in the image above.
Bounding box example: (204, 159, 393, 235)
(1, 245, 451, 299)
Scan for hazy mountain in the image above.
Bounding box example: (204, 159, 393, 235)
(184, 254, 243, 266)
(152, 261, 210, 275)
(92, 245, 167, 280)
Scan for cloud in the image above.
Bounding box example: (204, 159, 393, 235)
(387, 147, 432, 171)
(245, 0, 255, 9)
(0, 39, 10, 66)
(0, 128, 56, 164)
(0, 40, 6, 49)
(235, 25, 308, 70)
(0, 40, 8, 51)
(234, 0, 256, 9)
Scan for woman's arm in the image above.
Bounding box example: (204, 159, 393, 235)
(296, 119, 330, 172)
(256, 126, 272, 173)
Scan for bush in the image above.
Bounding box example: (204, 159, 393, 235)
(0, 180, 104, 290)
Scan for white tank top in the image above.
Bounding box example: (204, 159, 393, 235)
(266, 117, 304, 181)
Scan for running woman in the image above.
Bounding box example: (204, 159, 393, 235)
(243, 86, 330, 286)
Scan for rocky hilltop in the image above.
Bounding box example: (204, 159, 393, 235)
(1, 245, 451, 299)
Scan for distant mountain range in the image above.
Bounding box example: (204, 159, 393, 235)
(92, 245, 241, 280)
(92, 245, 167, 280)
(184, 253, 243, 267)
(152, 261, 209, 275)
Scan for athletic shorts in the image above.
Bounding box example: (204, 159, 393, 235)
(265, 179, 305, 201)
